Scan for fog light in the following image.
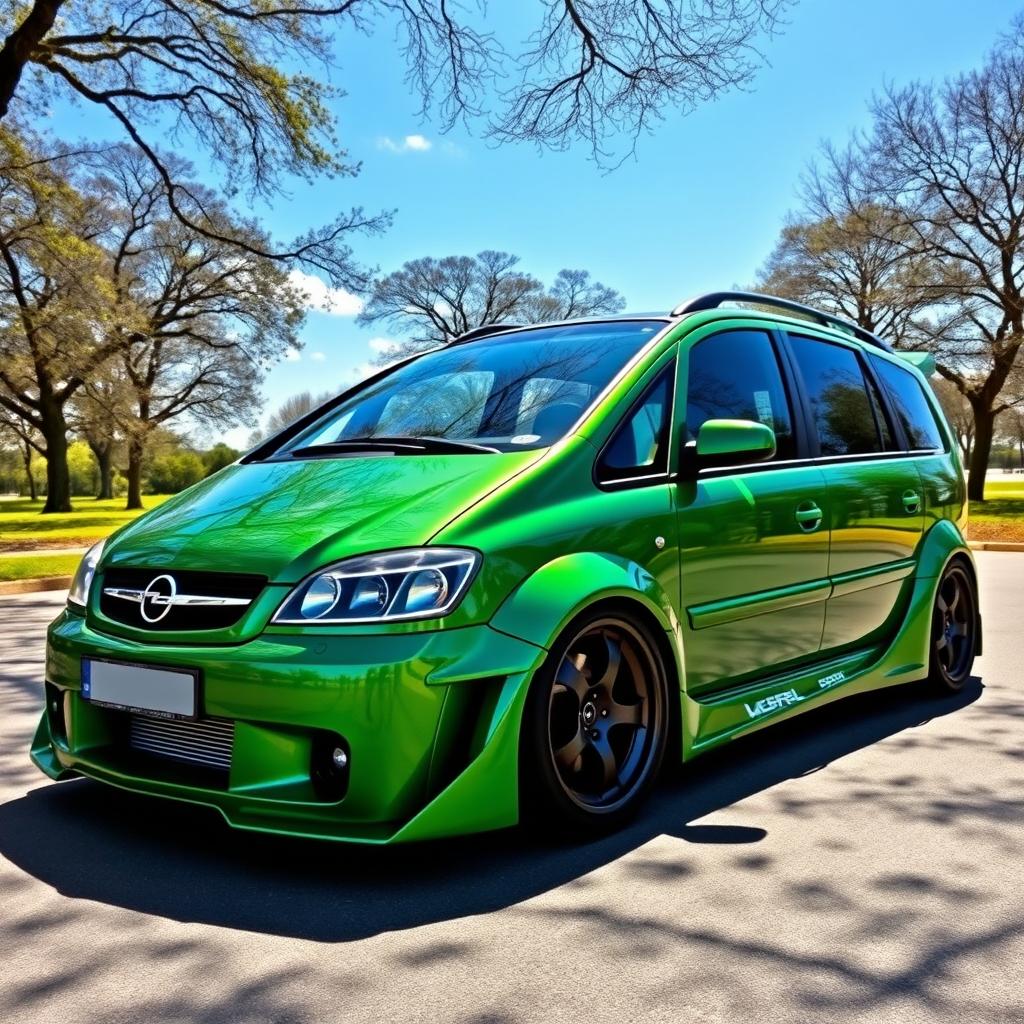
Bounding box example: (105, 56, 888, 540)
(310, 730, 350, 802)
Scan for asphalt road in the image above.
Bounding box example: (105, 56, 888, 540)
(1, 552, 1022, 1024)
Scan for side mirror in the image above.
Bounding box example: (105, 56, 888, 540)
(694, 418, 776, 468)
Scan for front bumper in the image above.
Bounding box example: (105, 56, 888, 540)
(32, 610, 545, 843)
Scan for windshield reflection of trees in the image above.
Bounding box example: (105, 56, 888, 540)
(300, 332, 648, 450)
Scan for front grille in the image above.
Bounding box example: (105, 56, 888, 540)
(128, 715, 235, 771)
(100, 568, 266, 631)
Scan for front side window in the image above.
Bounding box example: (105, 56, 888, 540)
(597, 361, 675, 482)
(789, 336, 881, 457)
(270, 320, 665, 456)
(685, 330, 794, 459)
(870, 356, 945, 451)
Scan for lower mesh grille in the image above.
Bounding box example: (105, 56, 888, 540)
(128, 715, 234, 771)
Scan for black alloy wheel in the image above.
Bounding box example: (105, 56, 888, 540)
(929, 561, 978, 693)
(521, 609, 669, 831)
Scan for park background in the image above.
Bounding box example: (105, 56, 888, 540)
(2, 0, 1024, 583)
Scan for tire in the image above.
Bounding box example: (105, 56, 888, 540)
(928, 560, 979, 694)
(519, 605, 670, 834)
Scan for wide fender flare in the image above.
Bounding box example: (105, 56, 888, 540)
(915, 519, 974, 580)
(488, 551, 679, 654)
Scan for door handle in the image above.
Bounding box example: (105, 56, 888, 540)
(795, 501, 823, 532)
(902, 490, 921, 514)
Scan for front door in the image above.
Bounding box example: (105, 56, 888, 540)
(676, 325, 831, 695)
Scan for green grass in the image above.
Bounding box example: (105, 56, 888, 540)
(0, 552, 83, 582)
(967, 477, 1024, 541)
(0, 495, 170, 548)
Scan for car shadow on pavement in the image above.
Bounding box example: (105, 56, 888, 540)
(0, 678, 983, 943)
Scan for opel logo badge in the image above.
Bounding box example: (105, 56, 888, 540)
(140, 574, 176, 623)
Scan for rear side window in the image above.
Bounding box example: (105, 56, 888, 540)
(598, 361, 674, 482)
(789, 336, 881, 456)
(871, 356, 945, 451)
(685, 330, 794, 459)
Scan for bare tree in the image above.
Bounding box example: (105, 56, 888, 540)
(88, 148, 304, 508)
(0, 2, 788, 248)
(997, 407, 1024, 471)
(264, 390, 335, 438)
(359, 251, 625, 358)
(757, 148, 941, 348)
(0, 408, 42, 500)
(933, 377, 975, 466)
(73, 382, 128, 500)
(853, 16, 1024, 499)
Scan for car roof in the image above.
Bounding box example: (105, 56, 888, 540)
(455, 292, 893, 354)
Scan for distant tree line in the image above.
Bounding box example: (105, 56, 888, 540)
(757, 13, 1024, 499)
(0, 431, 241, 500)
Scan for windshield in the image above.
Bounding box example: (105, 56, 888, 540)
(271, 320, 666, 456)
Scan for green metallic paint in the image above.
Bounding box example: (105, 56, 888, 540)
(695, 418, 776, 463)
(30, 307, 975, 843)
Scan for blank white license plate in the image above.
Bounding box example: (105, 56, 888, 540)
(81, 659, 197, 720)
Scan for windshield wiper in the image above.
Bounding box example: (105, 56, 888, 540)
(287, 436, 501, 458)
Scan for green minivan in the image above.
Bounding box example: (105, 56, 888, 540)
(31, 292, 981, 842)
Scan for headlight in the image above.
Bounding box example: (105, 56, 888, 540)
(273, 548, 480, 624)
(68, 539, 105, 609)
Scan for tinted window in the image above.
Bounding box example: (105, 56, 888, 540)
(865, 373, 895, 450)
(274, 320, 664, 455)
(789, 336, 880, 456)
(871, 356, 945, 451)
(685, 330, 794, 459)
(598, 362, 674, 481)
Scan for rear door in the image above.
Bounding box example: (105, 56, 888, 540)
(676, 324, 830, 694)
(784, 332, 925, 653)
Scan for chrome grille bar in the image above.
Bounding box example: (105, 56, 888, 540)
(128, 715, 234, 771)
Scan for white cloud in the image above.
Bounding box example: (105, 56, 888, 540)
(310, 351, 326, 362)
(377, 133, 433, 154)
(284, 348, 301, 362)
(346, 361, 378, 383)
(368, 337, 400, 354)
(287, 269, 363, 317)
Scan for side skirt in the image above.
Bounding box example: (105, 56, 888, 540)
(680, 564, 940, 760)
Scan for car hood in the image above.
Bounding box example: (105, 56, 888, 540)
(102, 452, 540, 583)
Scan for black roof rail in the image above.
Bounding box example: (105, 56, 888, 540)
(671, 291, 893, 353)
(449, 323, 527, 345)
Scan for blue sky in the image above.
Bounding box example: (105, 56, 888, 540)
(46, 1, 1018, 446)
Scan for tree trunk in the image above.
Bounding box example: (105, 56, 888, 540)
(0, 1, 66, 119)
(95, 446, 114, 500)
(22, 438, 36, 501)
(87, 439, 115, 500)
(125, 437, 144, 510)
(40, 410, 72, 513)
(967, 405, 995, 502)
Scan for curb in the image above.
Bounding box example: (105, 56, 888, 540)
(968, 541, 1024, 552)
(0, 576, 72, 596)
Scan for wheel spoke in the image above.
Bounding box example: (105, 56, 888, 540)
(946, 581, 961, 614)
(935, 632, 948, 652)
(591, 735, 618, 787)
(607, 698, 643, 727)
(593, 632, 622, 692)
(554, 728, 586, 770)
(555, 659, 590, 702)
